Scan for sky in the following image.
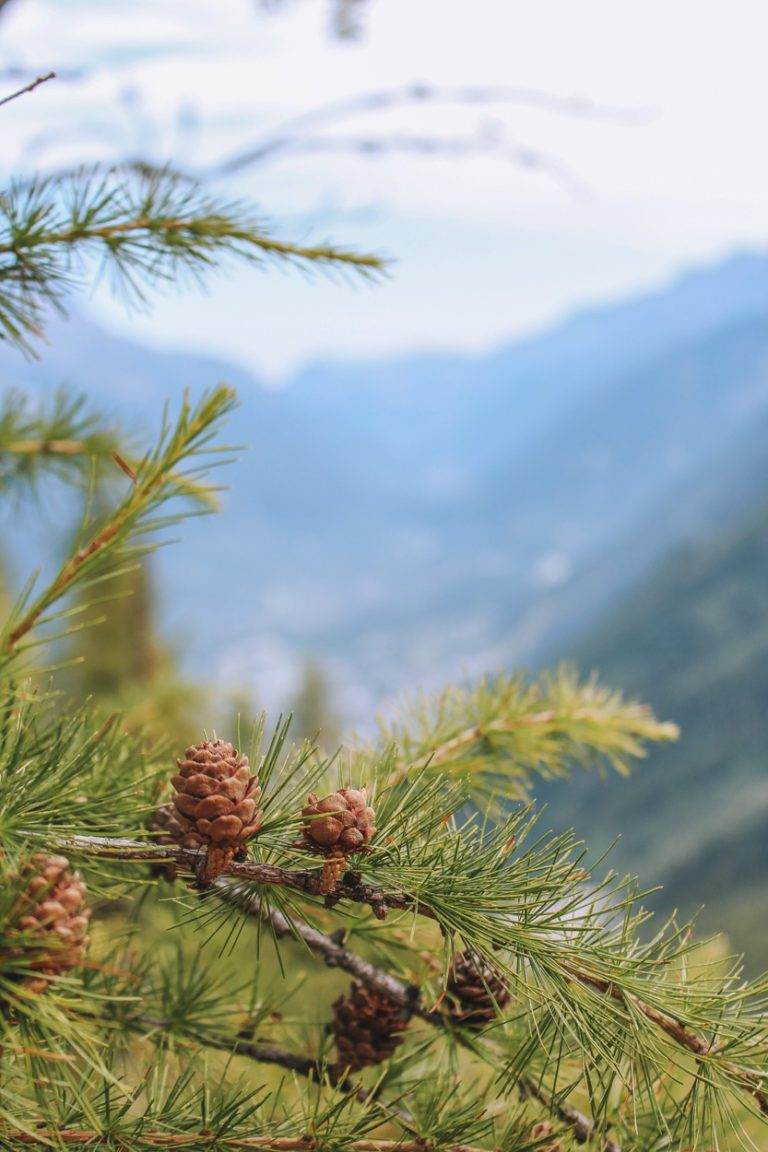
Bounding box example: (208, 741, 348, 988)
(2, 0, 768, 378)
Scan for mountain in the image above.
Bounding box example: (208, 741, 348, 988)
(547, 496, 768, 965)
(3, 250, 768, 718)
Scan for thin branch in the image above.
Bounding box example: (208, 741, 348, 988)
(0, 213, 381, 272)
(1, 387, 233, 657)
(215, 128, 587, 198)
(520, 1079, 617, 1150)
(214, 883, 612, 1150)
(1, 437, 91, 456)
(387, 708, 679, 788)
(212, 81, 650, 176)
(569, 967, 768, 1117)
(53, 833, 422, 920)
(3, 1136, 489, 1152)
(0, 70, 55, 109)
(125, 1011, 322, 1076)
(123, 1011, 381, 1105)
(214, 880, 429, 1016)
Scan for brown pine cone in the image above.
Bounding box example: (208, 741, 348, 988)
(331, 980, 410, 1071)
(14, 854, 91, 987)
(168, 739, 262, 882)
(445, 951, 510, 1029)
(300, 787, 375, 894)
(301, 787, 375, 855)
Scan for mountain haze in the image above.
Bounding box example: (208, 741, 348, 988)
(2, 250, 768, 719)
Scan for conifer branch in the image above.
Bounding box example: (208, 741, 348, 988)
(123, 1012, 403, 1118)
(215, 884, 616, 1149)
(376, 669, 678, 800)
(0, 387, 120, 493)
(0, 386, 236, 666)
(55, 830, 768, 1123)
(213, 882, 427, 1016)
(0, 166, 383, 352)
(3, 1135, 492, 1151)
(48, 833, 423, 919)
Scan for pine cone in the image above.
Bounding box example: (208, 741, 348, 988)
(14, 854, 91, 987)
(300, 787, 375, 894)
(168, 739, 262, 882)
(445, 951, 510, 1029)
(331, 980, 409, 1071)
(301, 787, 375, 855)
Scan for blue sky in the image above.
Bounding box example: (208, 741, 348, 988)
(2, 0, 768, 378)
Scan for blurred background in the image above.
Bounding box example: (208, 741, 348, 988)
(2, 0, 768, 962)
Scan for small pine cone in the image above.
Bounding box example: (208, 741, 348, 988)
(168, 739, 262, 883)
(301, 787, 375, 856)
(331, 980, 409, 1071)
(14, 854, 91, 987)
(445, 951, 510, 1030)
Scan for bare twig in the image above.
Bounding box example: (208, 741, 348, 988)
(215, 881, 429, 1016)
(215, 127, 587, 196)
(0, 70, 55, 109)
(213, 81, 650, 176)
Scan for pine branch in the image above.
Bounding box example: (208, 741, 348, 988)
(519, 1080, 618, 1151)
(125, 1012, 404, 1119)
(0, 386, 236, 668)
(213, 881, 427, 1016)
(0, 387, 120, 493)
(55, 829, 768, 1124)
(46, 833, 421, 919)
(0, 166, 383, 352)
(374, 668, 678, 801)
(2, 1135, 492, 1151)
(214, 883, 613, 1149)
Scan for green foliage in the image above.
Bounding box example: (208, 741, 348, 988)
(0, 385, 236, 674)
(0, 691, 161, 856)
(0, 165, 383, 354)
(0, 84, 764, 1152)
(371, 667, 678, 805)
(0, 387, 120, 494)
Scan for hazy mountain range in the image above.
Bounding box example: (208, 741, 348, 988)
(3, 249, 768, 727)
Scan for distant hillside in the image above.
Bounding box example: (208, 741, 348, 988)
(4, 250, 768, 718)
(551, 499, 768, 964)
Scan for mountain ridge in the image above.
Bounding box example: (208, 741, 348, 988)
(3, 249, 768, 718)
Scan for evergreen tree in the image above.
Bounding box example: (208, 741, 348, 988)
(0, 75, 767, 1152)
